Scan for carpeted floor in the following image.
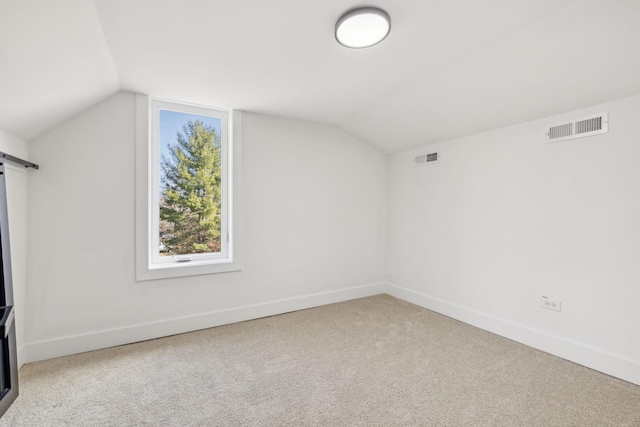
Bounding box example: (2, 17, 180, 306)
(2, 295, 639, 426)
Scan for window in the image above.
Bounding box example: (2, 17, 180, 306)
(136, 95, 241, 280)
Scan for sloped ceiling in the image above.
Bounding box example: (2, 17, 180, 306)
(0, 0, 119, 142)
(2, 0, 640, 153)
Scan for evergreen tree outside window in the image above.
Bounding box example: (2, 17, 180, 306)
(159, 112, 223, 256)
(149, 99, 232, 268)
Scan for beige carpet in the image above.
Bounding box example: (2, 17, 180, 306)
(2, 295, 639, 426)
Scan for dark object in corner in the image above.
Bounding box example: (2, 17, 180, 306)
(0, 154, 36, 417)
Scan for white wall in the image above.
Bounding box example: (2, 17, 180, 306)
(388, 94, 640, 385)
(25, 92, 387, 361)
(0, 130, 29, 367)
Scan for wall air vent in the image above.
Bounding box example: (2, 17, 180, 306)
(546, 111, 608, 143)
(414, 152, 439, 166)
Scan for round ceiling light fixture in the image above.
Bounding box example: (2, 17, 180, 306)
(335, 7, 391, 49)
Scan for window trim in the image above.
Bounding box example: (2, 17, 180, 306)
(135, 94, 242, 281)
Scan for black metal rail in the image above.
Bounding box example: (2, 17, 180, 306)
(0, 152, 38, 170)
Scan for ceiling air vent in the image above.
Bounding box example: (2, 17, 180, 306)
(546, 111, 608, 143)
(414, 152, 439, 166)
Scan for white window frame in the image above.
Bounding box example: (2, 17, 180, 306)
(151, 99, 229, 265)
(135, 94, 242, 281)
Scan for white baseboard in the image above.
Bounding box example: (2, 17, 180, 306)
(17, 346, 25, 370)
(25, 283, 386, 364)
(23, 282, 640, 387)
(387, 284, 640, 386)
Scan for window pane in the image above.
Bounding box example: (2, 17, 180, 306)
(158, 109, 223, 256)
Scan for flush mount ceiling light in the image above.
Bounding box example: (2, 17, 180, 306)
(335, 7, 391, 49)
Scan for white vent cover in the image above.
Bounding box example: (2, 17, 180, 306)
(414, 152, 439, 166)
(546, 111, 608, 143)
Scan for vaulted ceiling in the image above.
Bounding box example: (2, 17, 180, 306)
(2, 0, 640, 153)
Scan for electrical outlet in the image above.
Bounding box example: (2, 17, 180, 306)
(389, 273, 395, 283)
(540, 296, 561, 312)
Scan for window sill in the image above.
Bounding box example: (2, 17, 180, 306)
(136, 258, 242, 281)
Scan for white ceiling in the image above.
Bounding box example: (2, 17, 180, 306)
(2, 0, 640, 153)
(0, 0, 119, 142)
